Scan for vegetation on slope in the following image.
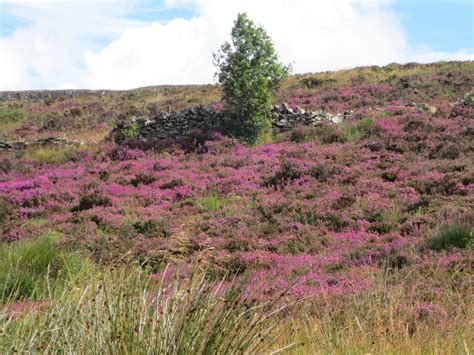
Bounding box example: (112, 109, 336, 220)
(0, 61, 473, 353)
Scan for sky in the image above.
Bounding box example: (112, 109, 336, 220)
(0, 0, 472, 90)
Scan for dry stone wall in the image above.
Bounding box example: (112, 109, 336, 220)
(111, 104, 350, 143)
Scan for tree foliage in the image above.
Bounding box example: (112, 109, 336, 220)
(214, 13, 290, 144)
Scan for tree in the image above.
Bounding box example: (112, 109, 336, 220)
(214, 13, 291, 144)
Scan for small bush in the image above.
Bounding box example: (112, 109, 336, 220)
(381, 171, 398, 182)
(0, 198, 13, 223)
(300, 77, 335, 88)
(340, 117, 374, 142)
(72, 194, 111, 212)
(464, 91, 474, 107)
(0, 106, 27, 123)
(160, 178, 185, 190)
(264, 161, 302, 189)
(114, 121, 140, 143)
(425, 224, 473, 251)
(0, 158, 13, 174)
(317, 123, 340, 144)
(133, 220, 170, 238)
(308, 165, 331, 182)
(130, 173, 156, 187)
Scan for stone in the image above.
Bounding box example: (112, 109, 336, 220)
(424, 104, 437, 114)
(110, 104, 347, 143)
(282, 102, 294, 114)
(329, 114, 344, 124)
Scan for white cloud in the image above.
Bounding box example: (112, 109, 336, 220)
(0, 0, 472, 90)
(0, 0, 140, 90)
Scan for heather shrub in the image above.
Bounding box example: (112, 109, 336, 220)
(132, 220, 170, 238)
(264, 161, 302, 189)
(0, 198, 13, 223)
(160, 178, 185, 189)
(0, 158, 13, 174)
(308, 165, 333, 182)
(130, 173, 156, 187)
(436, 144, 460, 160)
(72, 193, 111, 212)
(287, 126, 322, 143)
(381, 171, 398, 182)
(0, 232, 93, 301)
(300, 77, 335, 88)
(316, 122, 340, 144)
(425, 224, 473, 251)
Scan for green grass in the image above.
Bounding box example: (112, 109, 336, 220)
(340, 117, 374, 142)
(425, 224, 473, 251)
(464, 91, 474, 107)
(1, 260, 471, 354)
(0, 106, 27, 123)
(198, 194, 236, 213)
(0, 232, 94, 302)
(22, 147, 77, 164)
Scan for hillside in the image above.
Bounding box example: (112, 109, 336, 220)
(1, 61, 473, 143)
(0, 61, 473, 352)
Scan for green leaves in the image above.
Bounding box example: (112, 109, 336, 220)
(214, 13, 290, 144)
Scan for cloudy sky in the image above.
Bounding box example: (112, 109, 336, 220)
(0, 0, 472, 90)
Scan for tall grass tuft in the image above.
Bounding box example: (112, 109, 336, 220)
(1, 265, 286, 354)
(0, 232, 93, 302)
(425, 224, 473, 251)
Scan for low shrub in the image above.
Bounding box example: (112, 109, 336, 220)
(120, 120, 141, 142)
(132, 220, 170, 238)
(308, 165, 332, 182)
(0, 158, 13, 174)
(0, 106, 27, 123)
(0, 198, 13, 224)
(463, 91, 474, 107)
(264, 161, 302, 189)
(72, 194, 111, 212)
(340, 117, 374, 142)
(130, 173, 156, 187)
(160, 178, 185, 190)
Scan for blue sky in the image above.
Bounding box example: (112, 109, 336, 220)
(0, 0, 472, 90)
(393, 0, 473, 52)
